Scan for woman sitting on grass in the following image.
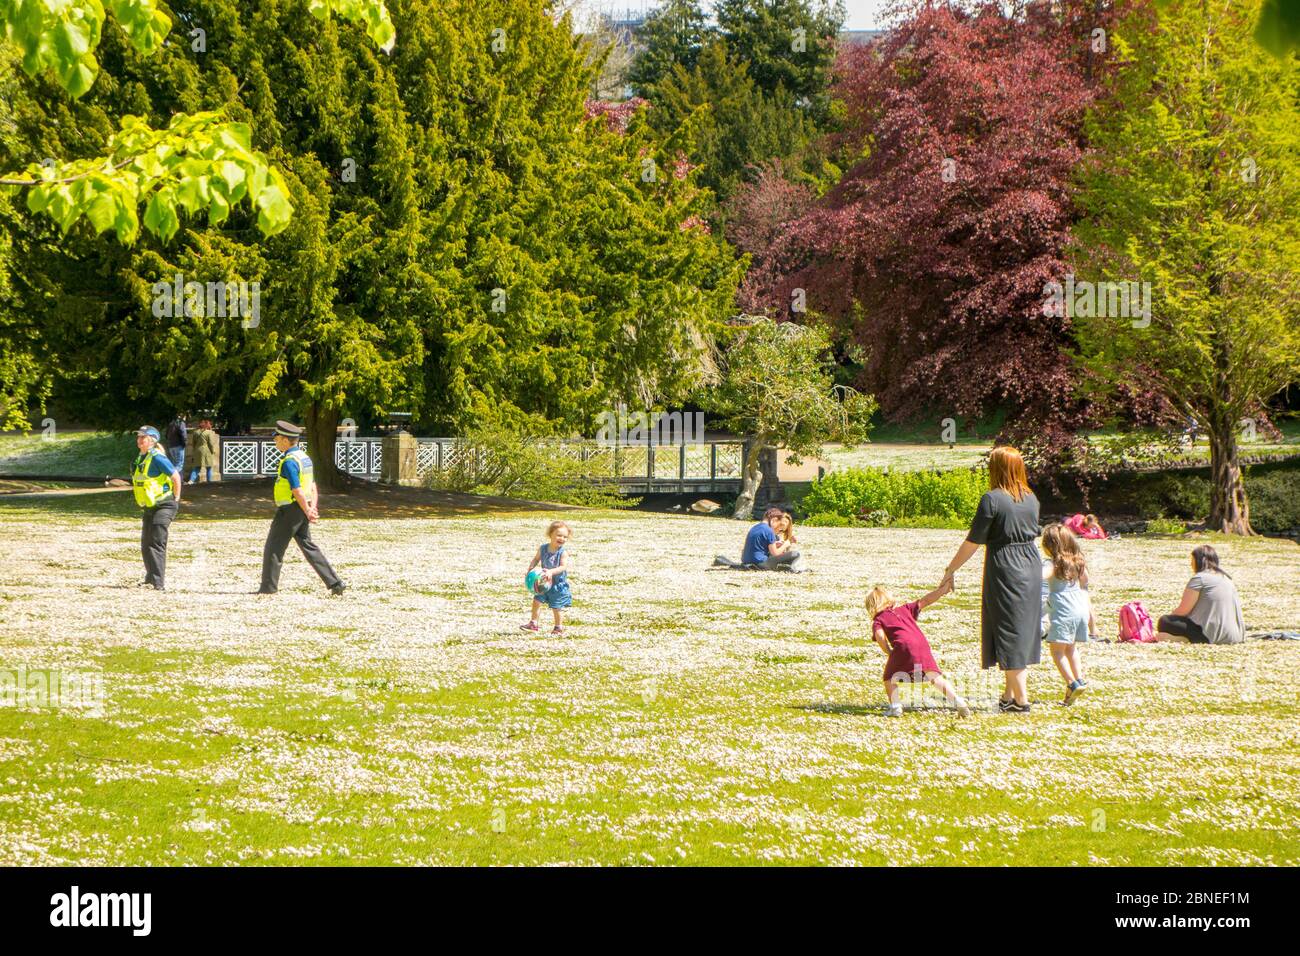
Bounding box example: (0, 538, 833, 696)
(1155, 545, 1245, 645)
(772, 511, 807, 572)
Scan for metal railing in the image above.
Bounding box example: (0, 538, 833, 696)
(219, 436, 746, 492)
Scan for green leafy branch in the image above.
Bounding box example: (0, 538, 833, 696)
(1, 0, 395, 244)
(1155, 0, 1300, 57)
(1, 0, 171, 98)
(1, 111, 293, 242)
(309, 0, 395, 55)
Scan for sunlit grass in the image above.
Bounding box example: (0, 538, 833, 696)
(0, 431, 136, 477)
(0, 503, 1296, 865)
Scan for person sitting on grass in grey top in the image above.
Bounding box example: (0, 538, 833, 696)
(1155, 545, 1245, 645)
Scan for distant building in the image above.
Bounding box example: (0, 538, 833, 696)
(586, 5, 650, 100)
(597, 3, 649, 45)
(839, 29, 887, 47)
(607, 6, 648, 32)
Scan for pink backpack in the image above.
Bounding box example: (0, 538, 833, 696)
(1118, 601, 1156, 643)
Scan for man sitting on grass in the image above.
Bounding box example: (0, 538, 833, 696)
(713, 507, 805, 572)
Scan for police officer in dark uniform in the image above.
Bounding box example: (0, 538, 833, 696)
(258, 420, 346, 595)
(132, 425, 182, 590)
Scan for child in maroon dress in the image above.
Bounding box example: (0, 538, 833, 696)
(866, 581, 972, 717)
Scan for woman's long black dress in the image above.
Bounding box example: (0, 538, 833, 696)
(967, 489, 1042, 670)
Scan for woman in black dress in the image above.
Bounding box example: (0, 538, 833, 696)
(940, 447, 1042, 712)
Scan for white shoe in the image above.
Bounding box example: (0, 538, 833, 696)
(885, 702, 903, 717)
(954, 697, 972, 717)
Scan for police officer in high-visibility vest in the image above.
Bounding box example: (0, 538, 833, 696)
(258, 420, 346, 595)
(132, 425, 182, 590)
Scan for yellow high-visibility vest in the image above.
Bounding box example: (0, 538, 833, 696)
(132, 450, 176, 508)
(274, 446, 314, 506)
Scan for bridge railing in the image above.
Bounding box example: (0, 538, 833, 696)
(219, 436, 746, 491)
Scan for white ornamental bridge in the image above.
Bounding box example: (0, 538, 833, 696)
(219, 435, 747, 495)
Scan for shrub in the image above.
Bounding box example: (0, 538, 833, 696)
(1144, 516, 1188, 535)
(1127, 473, 1211, 519)
(803, 511, 972, 530)
(1118, 466, 1299, 531)
(889, 515, 972, 530)
(801, 467, 987, 523)
(424, 421, 632, 508)
(802, 512, 857, 527)
(1243, 468, 1300, 533)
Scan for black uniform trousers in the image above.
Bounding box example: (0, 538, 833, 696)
(260, 504, 341, 592)
(140, 500, 178, 589)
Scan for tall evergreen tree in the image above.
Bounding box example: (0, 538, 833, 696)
(713, 0, 844, 110)
(629, 0, 843, 207)
(627, 0, 713, 102)
(0, 46, 46, 428)
(648, 40, 816, 201)
(1, 1, 741, 486)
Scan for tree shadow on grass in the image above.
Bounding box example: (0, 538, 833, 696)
(177, 478, 583, 519)
(0, 478, 583, 520)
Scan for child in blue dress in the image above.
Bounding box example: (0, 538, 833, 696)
(1040, 523, 1097, 705)
(521, 520, 572, 635)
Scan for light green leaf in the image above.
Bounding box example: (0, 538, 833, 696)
(255, 183, 293, 236)
(26, 186, 51, 215)
(208, 189, 230, 226)
(174, 174, 209, 214)
(114, 201, 139, 244)
(85, 190, 118, 234)
(58, 57, 97, 99)
(217, 161, 246, 193)
(143, 191, 179, 243)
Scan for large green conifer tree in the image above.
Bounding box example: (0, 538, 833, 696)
(1, 1, 741, 486)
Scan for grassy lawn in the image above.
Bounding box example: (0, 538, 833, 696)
(0, 431, 137, 477)
(823, 440, 990, 473)
(0, 496, 1296, 865)
(821, 418, 1300, 475)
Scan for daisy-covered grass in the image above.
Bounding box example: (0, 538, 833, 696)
(0, 500, 1296, 865)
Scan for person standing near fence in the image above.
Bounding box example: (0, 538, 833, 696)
(165, 413, 188, 474)
(132, 425, 182, 590)
(187, 418, 220, 483)
(258, 420, 346, 596)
